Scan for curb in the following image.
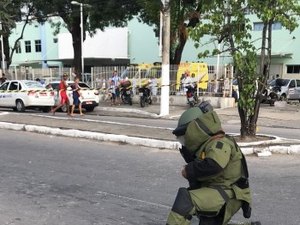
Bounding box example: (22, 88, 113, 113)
(1, 122, 300, 155)
(0, 122, 179, 150)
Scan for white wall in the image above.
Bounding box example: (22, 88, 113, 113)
(58, 27, 128, 59)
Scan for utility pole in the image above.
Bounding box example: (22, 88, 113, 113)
(0, 21, 5, 72)
(160, 0, 170, 116)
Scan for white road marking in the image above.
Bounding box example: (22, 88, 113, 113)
(0, 112, 10, 116)
(96, 190, 171, 209)
(32, 114, 174, 130)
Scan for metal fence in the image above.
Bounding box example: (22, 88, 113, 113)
(4, 64, 234, 98)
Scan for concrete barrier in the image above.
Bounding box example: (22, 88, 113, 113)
(99, 94, 236, 109)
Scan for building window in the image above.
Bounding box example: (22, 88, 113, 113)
(25, 40, 31, 53)
(35, 40, 42, 52)
(287, 65, 300, 74)
(253, 22, 282, 31)
(16, 42, 21, 54)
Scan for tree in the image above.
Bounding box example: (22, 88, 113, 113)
(137, 0, 209, 65)
(189, 0, 300, 139)
(32, 0, 140, 77)
(248, 0, 300, 136)
(0, 0, 15, 69)
(0, 0, 38, 69)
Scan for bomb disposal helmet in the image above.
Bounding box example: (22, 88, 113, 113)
(173, 101, 217, 136)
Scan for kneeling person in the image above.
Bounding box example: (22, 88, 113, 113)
(166, 101, 259, 225)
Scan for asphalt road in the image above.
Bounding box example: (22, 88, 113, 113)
(1, 104, 300, 140)
(0, 129, 300, 225)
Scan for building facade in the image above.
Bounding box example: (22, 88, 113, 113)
(7, 14, 300, 79)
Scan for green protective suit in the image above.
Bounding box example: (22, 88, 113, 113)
(167, 111, 252, 225)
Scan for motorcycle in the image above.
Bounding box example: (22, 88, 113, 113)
(261, 86, 279, 106)
(139, 86, 152, 107)
(185, 84, 198, 107)
(120, 81, 133, 105)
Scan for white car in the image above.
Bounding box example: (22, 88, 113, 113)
(48, 81, 99, 112)
(269, 78, 300, 101)
(0, 80, 55, 112)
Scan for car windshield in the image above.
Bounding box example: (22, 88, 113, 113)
(269, 79, 289, 87)
(24, 81, 44, 88)
(78, 82, 90, 88)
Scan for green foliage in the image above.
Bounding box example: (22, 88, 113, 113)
(249, 0, 300, 32)
(32, 0, 141, 33)
(234, 51, 257, 116)
(0, 0, 23, 32)
(188, 0, 300, 137)
(136, 0, 213, 64)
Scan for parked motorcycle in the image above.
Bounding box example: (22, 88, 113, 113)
(261, 86, 279, 106)
(185, 84, 198, 107)
(120, 81, 133, 105)
(139, 86, 152, 107)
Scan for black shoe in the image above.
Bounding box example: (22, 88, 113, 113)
(251, 222, 262, 225)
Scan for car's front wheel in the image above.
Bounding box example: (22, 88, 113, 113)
(280, 94, 287, 101)
(16, 99, 25, 112)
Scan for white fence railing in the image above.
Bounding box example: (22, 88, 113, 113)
(4, 64, 234, 98)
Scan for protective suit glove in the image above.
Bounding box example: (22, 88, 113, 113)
(181, 165, 187, 179)
(179, 146, 195, 163)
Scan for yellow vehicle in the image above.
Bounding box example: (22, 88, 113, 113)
(120, 63, 161, 87)
(176, 62, 209, 90)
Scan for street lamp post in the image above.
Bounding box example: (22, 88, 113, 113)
(0, 21, 5, 72)
(71, 1, 84, 79)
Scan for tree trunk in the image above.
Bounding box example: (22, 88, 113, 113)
(3, 35, 10, 68)
(71, 18, 82, 79)
(170, 23, 188, 65)
(249, 21, 270, 136)
(6, 8, 31, 69)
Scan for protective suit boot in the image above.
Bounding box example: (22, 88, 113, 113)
(251, 222, 261, 225)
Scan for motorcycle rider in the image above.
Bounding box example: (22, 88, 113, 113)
(181, 71, 194, 93)
(166, 101, 260, 225)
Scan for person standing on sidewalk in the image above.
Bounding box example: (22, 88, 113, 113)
(109, 79, 117, 105)
(70, 77, 84, 116)
(51, 73, 70, 115)
(166, 101, 260, 225)
(111, 70, 121, 105)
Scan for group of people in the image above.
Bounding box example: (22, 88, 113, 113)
(106, 70, 158, 106)
(51, 73, 84, 116)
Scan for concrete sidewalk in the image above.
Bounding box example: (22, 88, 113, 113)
(0, 102, 300, 155)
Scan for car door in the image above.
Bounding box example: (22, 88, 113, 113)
(8, 81, 21, 107)
(287, 79, 297, 99)
(0, 81, 10, 107)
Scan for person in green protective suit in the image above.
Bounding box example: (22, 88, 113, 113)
(166, 101, 261, 225)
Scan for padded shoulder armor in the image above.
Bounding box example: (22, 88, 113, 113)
(205, 140, 232, 169)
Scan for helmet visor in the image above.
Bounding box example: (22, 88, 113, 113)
(172, 123, 188, 136)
